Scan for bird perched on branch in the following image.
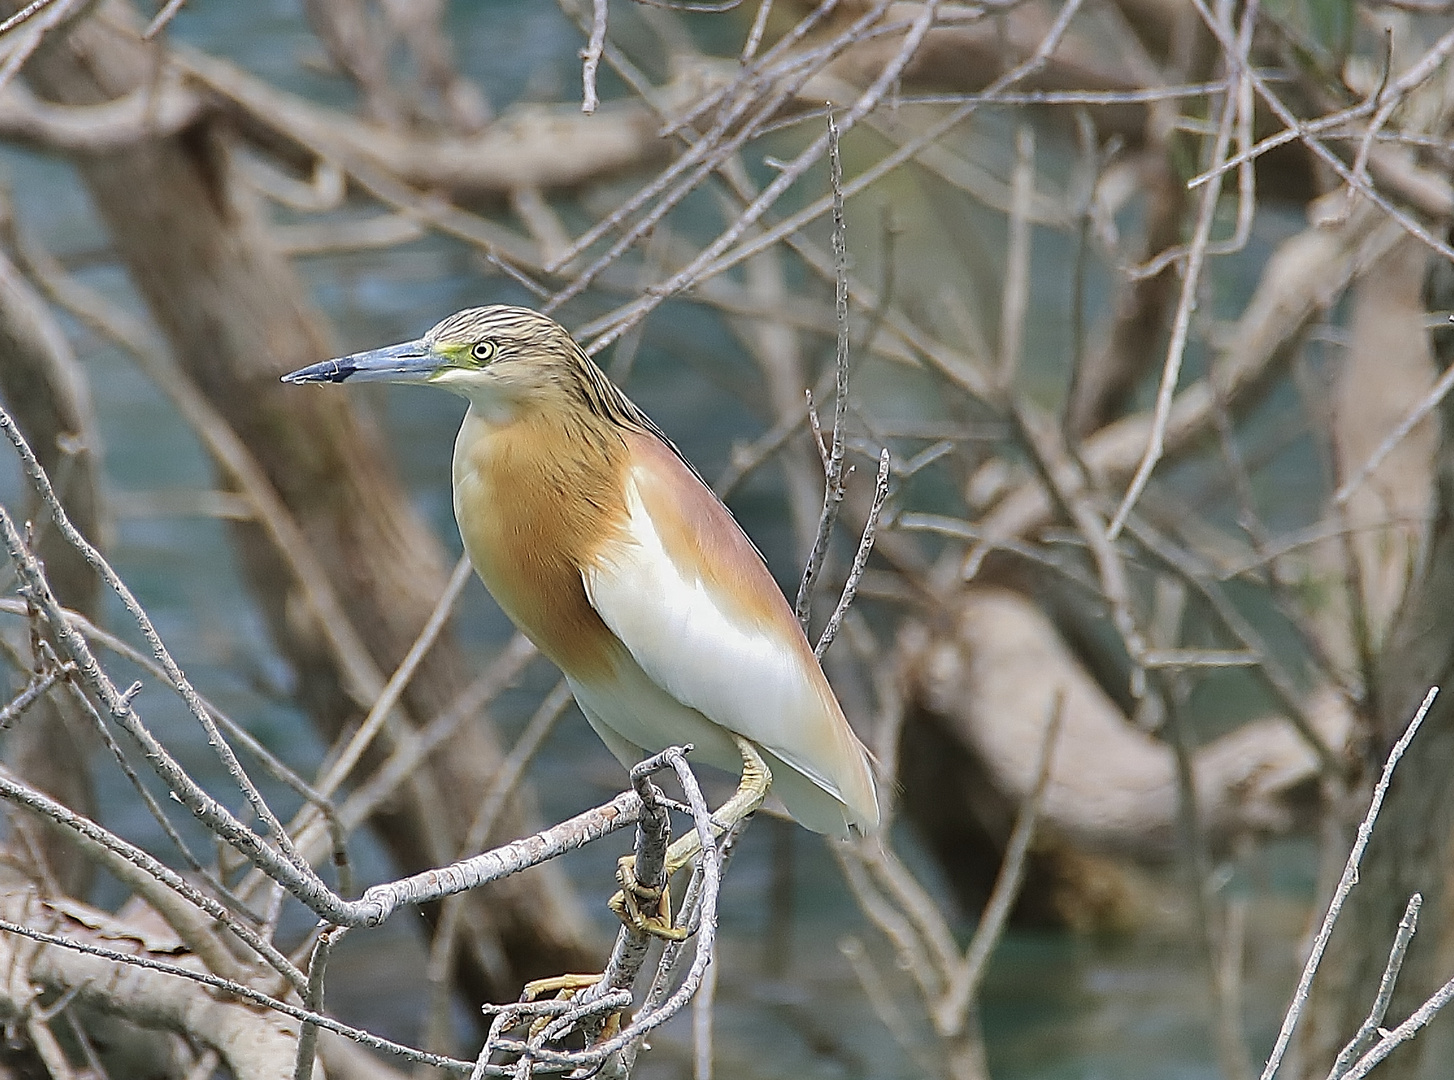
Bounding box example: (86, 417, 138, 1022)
(284, 305, 878, 935)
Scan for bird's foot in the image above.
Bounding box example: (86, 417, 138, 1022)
(519, 973, 622, 1041)
(610, 855, 689, 941)
(521, 972, 603, 1001)
(607, 736, 770, 941)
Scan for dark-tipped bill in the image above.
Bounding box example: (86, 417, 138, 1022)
(281, 339, 436, 385)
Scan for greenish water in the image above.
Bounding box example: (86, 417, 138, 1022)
(0, 4, 1327, 1078)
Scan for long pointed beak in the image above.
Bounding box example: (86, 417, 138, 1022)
(281, 339, 437, 384)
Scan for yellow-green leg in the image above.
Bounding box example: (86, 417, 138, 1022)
(611, 735, 772, 940)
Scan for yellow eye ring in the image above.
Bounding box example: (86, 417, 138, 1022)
(471, 340, 497, 363)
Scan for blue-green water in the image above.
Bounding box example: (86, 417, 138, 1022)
(0, 3, 1327, 1077)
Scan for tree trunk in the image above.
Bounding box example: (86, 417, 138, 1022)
(0, 244, 102, 897)
(1298, 238, 1454, 1079)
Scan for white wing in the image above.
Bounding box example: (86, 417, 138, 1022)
(581, 470, 876, 834)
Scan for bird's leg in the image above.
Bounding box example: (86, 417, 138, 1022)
(612, 735, 771, 940)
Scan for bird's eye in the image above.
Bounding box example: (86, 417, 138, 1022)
(471, 340, 497, 363)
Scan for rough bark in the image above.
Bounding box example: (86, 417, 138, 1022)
(1297, 236, 1454, 1080)
(16, 2, 593, 1003)
(0, 246, 102, 897)
(1333, 237, 1437, 654)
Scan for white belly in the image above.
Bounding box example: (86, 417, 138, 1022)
(568, 656, 862, 838)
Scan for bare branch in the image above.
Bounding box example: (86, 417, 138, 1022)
(742, 0, 774, 61)
(998, 125, 1035, 390)
(293, 928, 340, 1080)
(0, 910, 473, 1075)
(142, 0, 189, 39)
(0, 766, 305, 991)
(816, 448, 890, 657)
(936, 691, 1065, 1034)
(1329, 893, 1422, 1080)
(582, 0, 607, 114)
(351, 790, 641, 927)
(1334, 350, 1454, 509)
(1259, 687, 1438, 1080)
(1106, 0, 1251, 539)
(0, 80, 203, 152)
(797, 112, 852, 628)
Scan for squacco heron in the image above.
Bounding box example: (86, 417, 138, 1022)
(283, 305, 878, 937)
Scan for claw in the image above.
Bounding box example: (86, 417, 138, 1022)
(610, 855, 688, 940)
(606, 736, 772, 941)
(521, 973, 603, 1001)
(519, 974, 623, 1042)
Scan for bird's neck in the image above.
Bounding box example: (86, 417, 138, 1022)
(458, 382, 523, 427)
(456, 399, 630, 506)
(457, 367, 620, 431)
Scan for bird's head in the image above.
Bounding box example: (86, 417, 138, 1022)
(282, 305, 598, 419)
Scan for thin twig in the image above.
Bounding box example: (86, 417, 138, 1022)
(581, 0, 948, 351)
(741, 0, 774, 61)
(1340, 964, 1454, 1079)
(142, 0, 189, 39)
(0, 500, 340, 916)
(936, 691, 1065, 1035)
(0, 0, 82, 91)
(328, 635, 538, 836)
(580, 0, 607, 114)
(1259, 687, 1439, 1080)
(1336, 26, 1454, 225)
(0, 406, 313, 877)
(0, 598, 340, 823)
(834, 846, 944, 1005)
(1190, 0, 1454, 263)
(658, 0, 840, 138)
(350, 790, 642, 927)
(1107, 0, 1251, 540)
(692, 938, 716, 1080)
(60, 675, 241, 909)
(0, 917, 473, 1074)
(292, 928, 342, 1080)
(839, 936, 941, 1075)
(0, 767, 305, 992)
(421, 677, 574, 1052)
(480, 747, 725, 1075)
(582, 0, 1087, 356)
(0, 664, 67, 729)
(1329, 893, 1422, 1080)
(11, 233, 398, 715)
(0, 0, 58, 37)
(1120, 513, 1342, 775)
(310, 554, 472, 804)
(1334, 351, 1454, 508)
(816, 448, 890, 657)
(796, 111, 852, 627)
(548, 0, 885, 281)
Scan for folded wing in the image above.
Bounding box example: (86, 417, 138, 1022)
(581, 431, 878, 836)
